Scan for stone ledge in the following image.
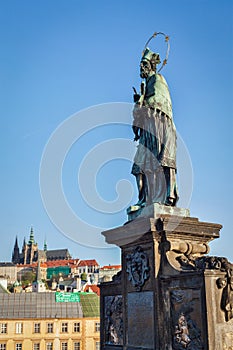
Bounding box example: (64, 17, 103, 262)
(127, 203, 190, 221)
(102, 214, 222, 248)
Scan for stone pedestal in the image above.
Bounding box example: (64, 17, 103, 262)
(127, 203, 190, 222)
(100, 210, 233, 350)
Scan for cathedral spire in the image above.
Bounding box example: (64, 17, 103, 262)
(14, 236, 19, 249)
(44, 239, 47, 252)
(28, 227, 35, 245)
(12, 236, 20, 264)
(22, 237, 26, 248)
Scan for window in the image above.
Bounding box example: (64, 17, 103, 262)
(96, 342, 100, 350)
(34, 323, 40, 333)
(61, 322, 68, 333)
(73, 322, 80, 332)
(0, 344, 6, 350)
(0, 323, 7, 334)
(61, 343, 68, 350)
(95, 322, 100, 332)
(47, 323, 53, 333)
(74, 343, 80, 350)
(16, 322, 23, 334)
(33, 344, 40, 350)
(16, 344, 22, 350)
(46, 343, 53, 350)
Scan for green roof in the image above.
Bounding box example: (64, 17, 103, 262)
(0, 292, 100, 319)
(80, 293, 100, 317)
(47, 266, 71, 279)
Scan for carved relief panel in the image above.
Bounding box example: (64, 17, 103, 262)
(104, 295, 123, 346)
(222, 331, 233, 350)
(170, 289, 204, 350)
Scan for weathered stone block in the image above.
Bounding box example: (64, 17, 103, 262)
(100, 212, 233, 350)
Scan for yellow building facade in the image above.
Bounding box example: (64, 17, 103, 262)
(0, 292, 100, 350)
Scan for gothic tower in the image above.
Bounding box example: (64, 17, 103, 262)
(23, 227, 38, 264)
(12, 236, 20, 264)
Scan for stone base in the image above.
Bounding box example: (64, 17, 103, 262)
(127, 203, 190, 221)
(100, 213, 233, 350)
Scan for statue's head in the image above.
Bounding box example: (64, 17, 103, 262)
(140, 47, 161, 78)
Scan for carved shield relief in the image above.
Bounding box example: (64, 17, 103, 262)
(126, 246, 150, 291)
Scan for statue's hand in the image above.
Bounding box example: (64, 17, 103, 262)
(133, 93, 140, 103)
(132, 86, 140, 103)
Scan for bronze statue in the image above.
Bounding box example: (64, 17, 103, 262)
(131, 33, 178, 207)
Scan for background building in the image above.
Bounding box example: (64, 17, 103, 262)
(98, 265, 121, 283)
(0, 291, 100, 350)
(2, 229, 120, 292)
(0, 263, 17, 285)
(12, 229, 71, 265)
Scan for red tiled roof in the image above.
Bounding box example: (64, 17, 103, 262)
(78, 259, 99, 267)
(100, 265, 121, 270)
(84, 284, 100, 296)
(45, 259, 76, 268)
(17, 259, 79, 269)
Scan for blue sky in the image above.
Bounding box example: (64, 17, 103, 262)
(0, 1, 232, 266)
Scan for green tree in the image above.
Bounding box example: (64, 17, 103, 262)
(81, 273, 87, 281)
(21, 271, 36, 287)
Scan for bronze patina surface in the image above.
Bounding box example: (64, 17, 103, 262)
(131, 39, 178, 209)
